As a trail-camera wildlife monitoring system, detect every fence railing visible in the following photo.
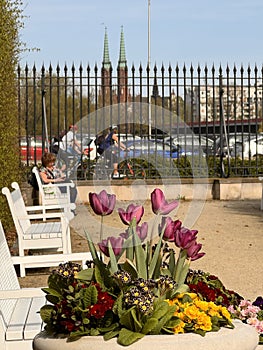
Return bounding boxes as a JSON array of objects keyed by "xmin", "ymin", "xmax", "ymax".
[{"xmin": 17, "ymin": 63, "xmax": 263, "ymax": 179}]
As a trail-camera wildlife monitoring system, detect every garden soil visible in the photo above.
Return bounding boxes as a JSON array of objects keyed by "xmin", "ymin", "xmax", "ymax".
[{"xmin": 18, "ymin": 199, "xmax": 263, "ymax": 301}]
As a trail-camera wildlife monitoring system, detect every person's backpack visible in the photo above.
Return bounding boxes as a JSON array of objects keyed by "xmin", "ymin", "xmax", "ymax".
[
  {"xmin": 28, "ymin": 170, "xmax": 39, "ymax": 190},
  {"xmin": 95, "ymin": 133, "xmax": 107, "ymax": 154},
  {"xmin": 95, "ymin": 134, "xmax": 105, "ymax": 146}
]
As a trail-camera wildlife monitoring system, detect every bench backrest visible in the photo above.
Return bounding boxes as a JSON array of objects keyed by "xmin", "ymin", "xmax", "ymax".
[
  {"xmin": 0, "ymin": 221, "xmax": 20, "ymax": 325},
  {"xmin": 2, "ymin": 182, "xmax": 31, "ymax": 235}
]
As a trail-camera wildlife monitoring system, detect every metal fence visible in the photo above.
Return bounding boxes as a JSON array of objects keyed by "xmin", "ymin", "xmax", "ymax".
[{"xmin": 17, "ymin": 63, "xmax": 263, "ymax": 179}]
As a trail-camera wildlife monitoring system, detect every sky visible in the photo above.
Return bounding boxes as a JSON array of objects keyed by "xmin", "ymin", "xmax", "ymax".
[{"xmin": 20, "ymin": 0, "xmax": 263, "ymax": 70}]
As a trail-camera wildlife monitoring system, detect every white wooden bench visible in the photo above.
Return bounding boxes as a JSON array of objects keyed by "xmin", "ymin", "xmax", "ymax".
[
  {"xmin": 32, "ymin": 166, "xmax": 76, "ymax": 220},
  {"xmin": 259, "ymin": 176, "xmax": 263, "ymax": 210},
  {"xmin": 2, "ymin": 182, "xmax": 73, "ymax": 277},
  {"xmin": 0, "ymin": 220, "xmax": 45, "ymax": 350},
  {"xmin": 0, "ymin": 220, "xmax": 94, "ymax": 349}
]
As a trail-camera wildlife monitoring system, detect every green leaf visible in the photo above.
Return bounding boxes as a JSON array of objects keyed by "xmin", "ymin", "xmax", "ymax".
[
  {"xmin": 84, "ymin": 230, "xmax": 101, "ymax": 262},
  {"xmin": 119, "ymin": 259, "xmax": 138, "ymax": 279},
  {"xmin": 152, "ymin": 300, "xmax": 169, "ymax": 319},
  {"xmin": 42, "ymin": 287, "xmax": 62, "ymax": 299},
  {"xmin": 141, "ymin": 317, "xmax": 158, "ymax": 334},
  {"xmin": 170, "ymin": 284, "xmax": 189, "ymax": 298},
  {"xmin": 113, "ymin": 292, "xmax": 124, "ymax": 317},
  {"xmin": 117, "ymin": 328, "xmax": 144, "ymax": 346},
  {"xmin": 108, "ymin": 241, "xmax": 119, "ymax": 274},
  {"xmin": 174, "ymin": 249, "xmax": 187, "ymax": 283},
  {"xmin": 177, "ymin": 261, "xmax": 190, "ymax": 286},
  {"xmin": 76, "ymin": 268, "xmax": 94, "ymax": 282},
  {"xmin": 148, "ymin": 229, "xmax": 164, "ymax": 279},
  {"xmin": 80, "ymin": 284, "xmax": 98, "ymax": 308},
  {"xmin": 151, "ymin": 304, "xmax": 177, "ymax": 334},
  {"xmin": 45, "ymin": 294, "xmax": 60, "ymax": 304},
  {"xmin": 40, "ymin": 305, "xmax": 54, "ymax": 323},
  {"xmin": 168, "ymin": 250, "xmax": 176, "ymax": 275},
  {"xmin": 103, "ymin": 330, "xmax": 120, "ymax": 341},
  {"xmin": 152, "ymin": 254, "xmax": 162, "ymax": 279},
  {"xmin": 131, "ymin": 307, "xmax": 142, "ymax": 333},
  {"xmin": 120, "ymin": 307, "xmax": 135, "ymax": 330},
  {"xmin": 133, "ymin": 233, "xmax": 147, "ymax": 279}
]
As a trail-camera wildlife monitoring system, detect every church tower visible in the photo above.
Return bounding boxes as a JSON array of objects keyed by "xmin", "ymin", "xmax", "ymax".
[
  {"xmin": 117, "ymin": 26, "xmax": 128, "ymax": 103},
  {"xmin": 101, "ymin": 27, "xmax": 112, "ymax": 106}
]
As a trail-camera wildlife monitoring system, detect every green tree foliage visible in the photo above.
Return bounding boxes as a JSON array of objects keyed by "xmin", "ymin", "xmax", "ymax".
[
  {"xmin": 0, "ymin": 0, "xmax": 23, "ymax": 230},
  {"xmin": 18, "ymin": 66, "xmax": 96, "ymax": 139}
]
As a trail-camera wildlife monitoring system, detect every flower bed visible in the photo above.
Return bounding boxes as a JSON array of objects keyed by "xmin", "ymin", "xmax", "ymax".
[{"xmin": 38, "ymin": 188, "xmax": 262, "ymax": 347}]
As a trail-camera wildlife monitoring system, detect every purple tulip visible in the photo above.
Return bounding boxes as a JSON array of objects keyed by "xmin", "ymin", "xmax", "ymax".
[
  {"xmin": 118, "ymin": 204, "xmax": 144, "ymax": 225},
  {"xmin": 159, "ymin": 216, "xmax": 182, "ymax": 242},
  {"xmin": 253, "ymin": 296, "xmax": 263, "ymax": 310},
  {"xmin": 174, "ymin": 227, "xmax": 198, "ymax": 249},
  {"xmin": 119, "ymin": 229, "xmax": 129, "ymax": 240},
  {"xmin": 89, "ymin": 190, "xmax": 116, "ymax": 216},
  {"xmin": 136, "ymin": 222, "xmax": 148, "ymax": 242},
  {"xmin": 98, "ymin": 236, "xmax": 124, "ymax": 257},
  {"xmin": 151, "ymin": 188, "xmax": 179, "ymax": 215},
  {"xmin": 186, "ymin": 242, "xmax": 205, "ymax": 261}
]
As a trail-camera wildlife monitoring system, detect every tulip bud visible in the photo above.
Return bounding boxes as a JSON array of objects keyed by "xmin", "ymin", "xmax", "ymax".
[
  {"xmin": 159, "ymin": 217, "xmax": 182, "ymax": 242},
  {"xmin": 186, "ymin": 242, "xmax": 205, "ymax": 261},
  {"xmin": 151, "ymin": 188, "xmax": 178, "ymax": 215}
]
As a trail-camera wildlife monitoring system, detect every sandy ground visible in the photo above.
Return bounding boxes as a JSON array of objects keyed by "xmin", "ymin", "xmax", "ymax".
[{"xmin": 19, "ymin": 198, "xmax": 263, "ymax": 302}]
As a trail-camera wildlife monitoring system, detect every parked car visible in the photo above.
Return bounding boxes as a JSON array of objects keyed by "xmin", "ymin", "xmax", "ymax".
[
  {"xmin": 240, "ymin": 134, "xmax": 263, "ymax": 158},
  {"xmin": 20, "ymin": 136, "xmax": 47, "ymax": 163},
  {"xmin": 163, "ymin": 134, "xmax": 213, "ymax": 157},
  {"xmin": 214, "ymin": 133, "xmax": 256, "ymax": 158},
  {"xmin": 117, "ymin": 139, "xmax": 183, "ymax": 159}
]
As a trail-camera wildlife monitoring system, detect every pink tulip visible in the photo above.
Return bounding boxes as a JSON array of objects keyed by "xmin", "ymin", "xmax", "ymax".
[
  {"xmin": 151, "ymin": 188, "xmax": 179, "ymax": 215},
  {"xmin": 174, "ymin": 227, "xmax": 198, "ymax": 249},
  {"xmin": 186, "ymin": 242, "xmax": 205, "ymax": 261},
  {"xmin": 98, "ymin": 236, "xmax": 124, "ymax": 257},
  {"xmin": 159, "ymin": 216, "xmax": 182, "ymax": 242},
  {"xmin": 89, "ymin": 190, "xmax": 116, "ymax": 216},
  {"xmin": 118, "ymin": 204, "xmax": 144, "ymax": 225}
]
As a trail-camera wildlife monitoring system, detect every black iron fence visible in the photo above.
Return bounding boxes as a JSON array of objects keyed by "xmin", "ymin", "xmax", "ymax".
[{"xmin": 17, "ymin": 63, "xmax": 263, "ymax": 179}]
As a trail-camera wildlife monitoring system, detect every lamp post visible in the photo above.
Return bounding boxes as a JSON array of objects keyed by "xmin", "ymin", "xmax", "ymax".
[{"xmin": 148, "ymin": 0, "xmax": 151, "ymax": 138}]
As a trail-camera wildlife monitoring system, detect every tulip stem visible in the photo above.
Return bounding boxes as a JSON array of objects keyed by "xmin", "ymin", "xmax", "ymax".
[
  {"xmin": 148, "ymin": 213, "xmax": 160, "ymax": 264},
  {"xmin": 99, "ymin": 215, "xmax": 104, "ymax": 260}
]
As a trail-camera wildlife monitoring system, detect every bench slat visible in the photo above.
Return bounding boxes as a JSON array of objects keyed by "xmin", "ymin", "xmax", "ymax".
[
  {"xmin": 24, "ymin": 297, "xmax": 45, "ymax": 339},
  {"xmin": 6, "ymin": 298, "xmax": 31, "ymax": 340}
]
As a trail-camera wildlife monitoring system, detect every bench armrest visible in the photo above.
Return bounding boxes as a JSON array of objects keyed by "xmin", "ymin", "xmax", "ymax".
[{"xmin": 0, "ymin": 288, "xmax": 45, "ymax": 299}]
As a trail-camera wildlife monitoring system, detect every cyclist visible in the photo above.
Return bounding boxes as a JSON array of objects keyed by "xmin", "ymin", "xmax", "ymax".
[{"xmin": 99, "ymin": 125, "xmax": 128, "ymax": 178}]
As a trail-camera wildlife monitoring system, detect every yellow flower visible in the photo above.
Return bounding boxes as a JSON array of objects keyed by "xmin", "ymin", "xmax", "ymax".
[
  {"xmin": 194, "ymin": 313, "xmax": 212, "ymax": 331},
  {"xmin": 173, "ymin": 320, "xmax": 185, "ymax": 333}
]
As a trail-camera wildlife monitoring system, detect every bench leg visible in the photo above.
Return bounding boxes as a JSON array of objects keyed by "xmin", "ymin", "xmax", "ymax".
[{"xmin": 20, "ymin": 263, "xmax": 26, "ymax": 278}]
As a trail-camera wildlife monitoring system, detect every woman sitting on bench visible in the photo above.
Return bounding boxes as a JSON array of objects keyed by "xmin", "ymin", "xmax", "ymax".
[{"xmin": 39, "ymin": 152, "xmax": 78, "ymax": 208}]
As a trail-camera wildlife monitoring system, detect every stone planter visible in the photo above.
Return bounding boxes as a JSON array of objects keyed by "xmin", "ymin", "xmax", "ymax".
[{"xmin": 33, "ymin": 320, "xmax": 259, "ymax": 350}]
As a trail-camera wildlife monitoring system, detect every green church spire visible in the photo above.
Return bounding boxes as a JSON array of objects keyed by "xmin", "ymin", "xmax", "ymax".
[
  {"xmin": 102, "ymin": 27, "xmax": 111, "ymax": 69},
  {"xmin": 118, "ymin": 26, "xmax": 127, "ymax": 68}
]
